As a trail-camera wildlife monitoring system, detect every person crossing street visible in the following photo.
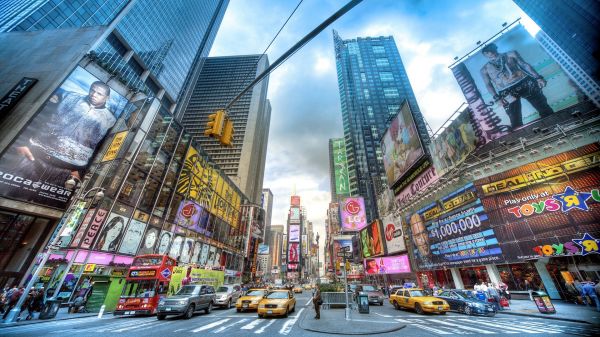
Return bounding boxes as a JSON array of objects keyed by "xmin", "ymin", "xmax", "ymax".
[{"xmin": 313, "ymin": 287, "xmax": 322, "ymax": 319}]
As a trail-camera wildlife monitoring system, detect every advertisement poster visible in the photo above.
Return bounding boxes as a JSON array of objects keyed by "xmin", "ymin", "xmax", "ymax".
[
  {"xmin": 382, "ymin": 213, "xmax": 406, "ymax": 254},
  {"xmin": 429, "ymin": 107, "xmax": 478, "ymax": 176},
  {"xmin": 407, "ymin": 183, "xmax": 503, "ymax": 269},
  {"xmin": 191, "ymin": 241, "xmax": 202, "ymax": 263},
  {"xmin": 291, "ymin": 195, "xmax": 301, "ymax": 206},
  {"xmin": 118, "ymin": 219, "xmax": 147, "ymax": 255},
  {"xmin": 289, "ymin": 207, "xmax": 301, "ymax": 223},
  {"xmin": 207, "ymin": 245, "xmax": 217, "ymax": 267},
  {"xmin": 340, "ymin": 197, "xmax": 367, "ymax": 231},
  {"xmin": 360, "ymin": 220, "xmax": 384, "ymax": 258},
  {"xmin": 302, "ymin": 234, "xmax": 308, "ymax": 255},
  {"xmin": 174, "ymin": 199, "xmax": 202, "ymax": 231},
  {"xmin": 473, "ymin": 143, "xmax": 600, "ymax": 262},
  {"xmin": 364, "ymin": 254, "xmax": 411, "ymax": 275},
  {"xmin": 199, "ymin": 243, "xmax": 209, "ymax": 265},
  {"xmin": 258, "ymin": 244, "xmax": 269, "ymax": 255},
  {"xmin": 157, "ymin": 230, "xmax": 173, "ymax": 255},
  {"xmin": 289, "ymin": 224, "xmax": 300, "ymax": 242},
  {"xmin": 0, "ymin": 66, "xmax": 129, "ymax": 209},
  {"xmin": 80, "ymin": 208, "xmax": 108, "ymax": 249},
  {"xmin": 451, "ymin": 24, "xmax": 583, "ymax": 144},
  {"xmin": 333, "ymin": 238, "xmax": 352, "ymax": 274},
  {"xmin": 168, "ymin": 235, "xmax": 184, "ymax": 259},
  {"xmin": 69, "ymin": 208, "xmax": 96, "ymax": 248},
  {"xmin": 137, "ymin": 226, "xmax": 160, "ymax": 255},
  {"xmin": 332, "ymin": 138, "xmax": 350, "ymax": 196},
  {"xmin": 288, "ymin": 242, "xmax": 300, "ymax": 263},
  {"xmin": 58, "ymin": 201, "xmax": 86, "ymax": 246},
  {"xmin": 101, "ymin": 130, "xmax": 128, "ymax": 162},
  {"xmin": 179, "ymin": 238, "xmax": 195, "ymax": 263},
  {"xmin": 395, "ymin": 166, "xmax": 439, "ymax": 206},
  {"xmin": 97, "ymin": 212, "xmax": 129, "ymax": 252},
  {"xmin": 380, "ymin": 102, "xmax": 426, "ymax": 188}
]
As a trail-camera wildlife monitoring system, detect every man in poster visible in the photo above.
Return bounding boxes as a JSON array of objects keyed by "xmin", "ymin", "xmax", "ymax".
[{"xmin": 480, "ymin": 43, "xmax": 554, "ymax": 129}]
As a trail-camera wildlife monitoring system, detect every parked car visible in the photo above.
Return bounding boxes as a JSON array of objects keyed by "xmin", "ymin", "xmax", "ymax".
[
  {"xmin": 156, "ymin": 284, "xmax": 215, "ymax": 320},
  {"xmin": 359, "ymin": 284, "xmax": 385, "ymax": 306},
  {"xmin": 236, "ymin": 288, "xmax": 268, "ymax": 312},
  {"xmin": 214, "ymin": 284, "xmax": 242, "ymax": 309},
  {"xmin": 389, "ymin": 288, "xmax": 449, "ymax": 314},
  {"xmin": 257, "ymin": 289, "xmax": 296, "ymax": 318},
  {"xmin": 436, "ymin": 289, "xmax": 496, "ymax": 316}
]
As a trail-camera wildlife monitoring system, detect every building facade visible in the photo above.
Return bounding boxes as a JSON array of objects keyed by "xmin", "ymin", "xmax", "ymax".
[
  {"xmin": 269, "ymin": 225, "xmax": 284, "ymax": 281},
  {"xmin": 261, "ymin": 188, "xmax": 274, "ymax": 244},
  {"xmin": 179, "ymin": 55, "xmax": 271, "ymax": 204}
]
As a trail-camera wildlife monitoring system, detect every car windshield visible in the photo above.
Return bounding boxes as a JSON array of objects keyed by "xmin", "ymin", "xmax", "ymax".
[
  {"xmin": 267, "ymin": 292, "xmax": 289, "ymax": 299},
  {"xmin": 216, "ymin": 286, "xmax": 230, "ymax": 293},
  {"xmin": 246, "ymin": 290, "xmax": 264, "ymax": 296},
  {"xmin": 362, "ymin": 285, "xmax": 377, "ymax": 292},
  {"xmin": 176, "ymin": 286, "xmax": 200, "ymax": 296},
  {"xmin": 409, "ymin": 290, "xmax": 425, "ymax": 297}
]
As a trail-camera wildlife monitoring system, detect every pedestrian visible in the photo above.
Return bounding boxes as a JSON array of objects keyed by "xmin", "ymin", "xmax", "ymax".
[
  {"xmin": 581, "ymin": 278, "xmax": 600, "ymax": 312},
  {"xmin": 487, "ymin": 283, "xmax": 501, "ymax": 311},
  {"xmin": 313, "ymin": 287, "xmax": 322, "ymax": 319},
  {"xmin": 2, "ymin": 286, "xmax": 22, "ymax": 320}
]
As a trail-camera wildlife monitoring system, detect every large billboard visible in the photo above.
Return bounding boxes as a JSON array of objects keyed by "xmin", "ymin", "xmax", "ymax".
[
  {"xmin": 380, "ymin": 102, "xmax": 426, "ymax": 188},
  {"xmin": 97, "ymin": 212, "xmax": 130, "ymax": 253},
  {"xmin": 473, "ymin": 143, "xmax": 600, "ymax": 262},
  {"xmin": 429, "ymin": 107, "xmax": 478, "ymax": 177},
  {"xmin": 289, "ymin": 207, "xmax": 301, "ymax": 223},
  {"xmin": 0, "ymin": 66, "xmax": 128, "ymax": 209},
  {"xmin": 258, "ymin": 244, "xmax": 269, "ymax": 255},
  {"xmin": 381, "ymin": 213, "xmax": 406, "ymax": 254},
  {"xmin": 360, "ymin": 219, "xmax": 385, "ymax": 258},
  {"xmin": 451, "ymin": 24, "xmax": 584, "ymax": 144},
  {"xmin": 288, "ymin": 242, "xmax": 300, "ymax": 263},
  {"xmin": 331, "ymin": 138, "xmax": 350, "ymax": 195},
  {"xmin": 364, "ymin": 254, "xmax": 411, "ymax": 275},
  {"xmin": 288, "ymin": 224, "xmax": 300, "ymax": 242},
  {"xmin": 340, "ymin": 197, "xmax": 367, "ymax": 232}
]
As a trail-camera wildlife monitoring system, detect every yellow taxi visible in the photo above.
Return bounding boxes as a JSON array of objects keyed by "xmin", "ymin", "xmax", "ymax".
[
  {"xmin": 236, "ymin": 288, "xmax": 268, "ymax": 312},
  {"xmin": 389, "ymin": 288, "xmax": 450, "ymax": 314},
  {"xmin": 257, "ymin": 290, "xmax": 296, "ymax": 318},
  {"xmin": 292, "ymin": 286, "xmax": 303, "ymax": 294}
]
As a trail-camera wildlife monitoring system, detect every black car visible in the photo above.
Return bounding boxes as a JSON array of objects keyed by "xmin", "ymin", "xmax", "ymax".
[{"xmin": 436, "ymin": 289, "xmax": 496, "ymax": 316}]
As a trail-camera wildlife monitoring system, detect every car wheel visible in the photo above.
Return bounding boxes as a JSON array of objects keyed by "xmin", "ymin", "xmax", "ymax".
[
  {"xmin": 226, "ymin": 300, "xmax": 231, "ymax": 309},
  {"xmin": 258, "ymin": 314, "xmax": 263, "ymax": 319},
  {"xmin": 415, "ymin": 303, "xmax": 424, "ymax": 315},
  {"xmin": 393, "ymin": 301, "xmax": 400, "ymax": 310},
  {"xmin": 184, "ymin": 304, "xmax": 195, "ymax": 319},
  {"xmin": 464, "ymin": 305, "xmax": 472, "ymax": 315},
  {"xmin": 292, "ymin": 304, "xmax": 295, "ymax": 312},
  {"xmin": 380, "ymin": 302, "xmax": 384, "ymax": 306},
  {"xmin": 440, "ymin": 311, "xmax": 447, "ymax": 315},
  {"xmin": 236, "ymin": 308, "xmax": 241, "ymax": 312},
  {"xmin": 283, "ymin": 307, "xmax": 289, "ymax": 318},
  {"xmin": 157, "ymin": 314, "xmax": 166, "ymax": 320},
  {"xmin": 205, "ymin": 302, "xmax": 212, "ymax": 314}
]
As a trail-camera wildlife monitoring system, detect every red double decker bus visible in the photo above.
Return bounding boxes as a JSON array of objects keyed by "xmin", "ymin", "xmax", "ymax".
[{"xmin": 114, "ymin": 254, "xmax": 176, "ymax": 316}]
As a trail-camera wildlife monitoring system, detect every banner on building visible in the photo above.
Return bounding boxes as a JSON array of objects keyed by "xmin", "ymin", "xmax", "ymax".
[
  {"xmin": 118, "ymin": 218, "xmax": 147, "ymax": 255},
  {"xmin": 381, "ymin": 213, "xmax": 406, "ymax": 254},
  {"xmin": 360, "ymin": 219, "xmax": 385, "ymax": 258},
  {"xmin": 258, "ymin": 244, "xmax": 269, "ymax": 255},
  {"xmin": 101, "ymin": 130, "xmax": 128, "ymax": 162},
  {"xmin": 291, "ymin": 195, "xmax": 301, "ymax": 206},
  {"xmin": 97, "ymin": 212, "xmax": 130, "ymax": 253},
  {"xmin": 302, "ymin": 234, "xmax": 308, "ymax": 255},
  {"xmin": 289, "ymin": 207, "xmax": 301, "ymax": 223},
  {"xmin": 288, "ymin": 242, "xmax": 300, "ymax": 263},
  {"xmin": 289, "ymin": 224, "xmax": 300, "ymax": 242},
  {"xmin": 340, "ymin": 197, "xmax": 367, "ymax": 231},
  {"xmin": 364, "ymin": 254, "xmax": 411, "ymax": 275},
  {"xmin": 394, "ymin": 165, "xmax": 439, "ymax": 205},
  {"xmin": 332, "ymin": 138, "xmax": 350, "ymax": 195}
]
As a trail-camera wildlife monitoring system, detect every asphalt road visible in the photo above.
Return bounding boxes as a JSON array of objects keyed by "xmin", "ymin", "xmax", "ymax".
[{"xmin": 1, "ymin": 292, "xmax": 598, "ymax": 337}]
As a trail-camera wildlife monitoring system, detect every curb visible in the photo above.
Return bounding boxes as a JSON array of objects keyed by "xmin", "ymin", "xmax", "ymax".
[
  {"xmin": 298, "ymin": 309, "xmax": 406, "ymax": 335},
  {"xmin": 498, "ymin": 311, "xmax": 594, "ymax": 325},
  {"xmin": 0, "ymin": 313, "xmax": 98, "ymax": 328}
]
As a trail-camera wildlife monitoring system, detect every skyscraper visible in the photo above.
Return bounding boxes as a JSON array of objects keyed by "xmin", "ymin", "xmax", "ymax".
[
  {"xmin": 333, "ymin": 30, "xmax": 428, "ymax": 222},
  {"xmin": 513, "ymin": 0, "xmax": 600, "ymax": 86},
  {"xmin": 179, "ymin": 55, "xmax": 271, "ymax": 203},
  {"xmin": 262, "ymin": 188, "xmax": 274, "ymax": 244}
]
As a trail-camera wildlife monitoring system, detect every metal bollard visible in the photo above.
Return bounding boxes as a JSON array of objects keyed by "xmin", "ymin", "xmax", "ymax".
[{"xmin": 97, "ymin": 304, "xmax": 105, "ymax": 319}]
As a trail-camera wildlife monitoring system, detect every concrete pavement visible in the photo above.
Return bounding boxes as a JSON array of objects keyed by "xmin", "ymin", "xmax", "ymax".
[
  {"xmin": 298, "ymin": 305, "xmax": 406, "ymax": 335},
  {"xmin": 499, "ymin": 299, "xmax": 600, "ymax": 325}
]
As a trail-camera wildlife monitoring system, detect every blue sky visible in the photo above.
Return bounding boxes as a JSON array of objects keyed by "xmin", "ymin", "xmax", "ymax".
[{"xmin": 209, "ymin": 0, "xmax": 535, "ymax": 250}]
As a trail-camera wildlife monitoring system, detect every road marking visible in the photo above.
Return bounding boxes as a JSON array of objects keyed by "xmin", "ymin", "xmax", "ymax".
[
  {"xmin": 213, "ymin": 318, "xmax": 248, "ymax": 333},
  {"xmin": 241, "ymin": 318, "xmax": 264, "ymax": 330},
  {"xmin": 459, "ymin": 318, "xmax": 559, "ymax": 334},
  {"xmin": 436, "ymin": 320, "xmax": 493, "ymax": 334},
  {"xmin": 279, "ymin": 308, "xmax": 304, "ymax": 335},
  {"xmin": 412, "ymin": 323, "xmax": 453, "ymax": 334},
  {"xmin": 254, "ymin": 319, "xmax": 276, "ymax": 334},
  {"xmin": 305, "ymin": 298, "xmax": 313, "ymax": 306},
  {"xmin": 191, "ymin": 318, "xmax": 230, "ymax": 332},
  {"xmin": 113, "ymin": 320, "xmax": 161, "ymax": 332},
  {"xmin": 374, "ymin": 312, "xmax": 392, "ymax": 318}
]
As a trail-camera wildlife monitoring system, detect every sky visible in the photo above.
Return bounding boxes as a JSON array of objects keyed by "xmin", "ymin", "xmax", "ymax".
[{"xmin": 209, "ymin": 0, "xmax": 533, "ymax": 269}]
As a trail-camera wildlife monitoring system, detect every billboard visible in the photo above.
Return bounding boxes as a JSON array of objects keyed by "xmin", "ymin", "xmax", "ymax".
[
  {"xmin": 289, "ymin": 207, "xmax": 301, "ymax": 223},
  {"xmin": 328, "ymin": 202, "xmax": 340, "ymax": 233},
  {"xmin": 258, "ymin": 244, "xmax": 269, "ymax": 255},
  {"xmin": 118, "ymin": 219, "xmax": 147, "ymax": 255},
  {"xmin": 288, "ymin": 242, "xmax": 300, "ymax": 263},
  {"xmin": 394, "ymin": 165, "xmax": 439, "ymax": 206},
  {"xmin": 302, "ymin": 234, "xmax": 308, "ymax": 255},
  {"xmin": 97, "ymin": 212, "xmax": 129, "ymax": 252},
  {"xmin": 407, "ymin": 183, "xmax": 503, "ymax": 269},
  {"xmin": 333, "ymin": 237, "xmax": 352, "ymax": 275},
  {"xmin": 380, "ymin": 102, "xmax": 426, "ymax": 188},
  {"xmin": 473, "ymin": 143, "xmax": 600, "ymax": 262},
  {"xmin": 364, "ymin": 254, "xmax": 411, "ymax": 275},
  {"xmin": 382, "ymin": 213, "xmax": 406, "ymax": 254},
  {"xmin": 451, "ymin": 24, "xmax": 584, "ymax": 144},
  {"xmin": 289, "ymin": 224, "xmax": 300, "ymax": 242},
  {"xmin": 137, "ymin": 226, "xmax": 160, "ymax": 255},
  {"xmin": 340, "ymin": 197, "xmax": 367, "ymax": 231},
  {"xmin": 332, "ymin": 138, "xmax": 350, "ymax": 195},
  {"xmin": 0, "ymin": 66, "xmax": 129, "ymax": 209},
  {"xmin": 291, "ymin": 195, "xmax": 301, "ymax": 206},
  {"xmin": 429, "ymin": 107, "xmax": 478, "ymax": 176},
  {"xmin": 360, "ymin": 220, "xmax": 384, "ymax": 258}
]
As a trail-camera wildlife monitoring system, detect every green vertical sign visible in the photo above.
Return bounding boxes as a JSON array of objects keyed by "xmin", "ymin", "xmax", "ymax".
[{"xmin": 332, "ymin": 139, "xmax": 350, "ymax": 195}]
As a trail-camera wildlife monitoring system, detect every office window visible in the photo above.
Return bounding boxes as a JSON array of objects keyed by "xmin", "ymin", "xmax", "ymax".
[
  {"xmin": 373, "ymin": 46, "xmax": 385, "ymax": 53},
  {"xmin": 376, "ymin": 58, "xmax": 389, "ymax": 67},
  {"xmin": 383, "ymin": 88, "xmax": 399, "ymax": 98},
  {"xmin": 379, "ymin": 72, "xmax": 394, "ymax": 81}
]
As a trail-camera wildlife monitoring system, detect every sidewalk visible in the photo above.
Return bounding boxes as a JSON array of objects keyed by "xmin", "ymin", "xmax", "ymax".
[
  {"xmin": 298, "ymin": 307, "xmax": 405, "ymax": 335},
  {"xmin": 1, "ymin": 307, "xmax": 98, "ymax": 328},
  {"xmin": 499, "ymin": 299, "xmax": 600, "ymax": 325}
]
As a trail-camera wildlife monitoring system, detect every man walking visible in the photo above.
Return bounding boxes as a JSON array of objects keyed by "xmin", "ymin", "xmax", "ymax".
[
  {"xmin": 313, "ymin": 287, "xmax": 322, "ymax": 319},
  {"xmin": 581, "ymin": 278, "xmax": 600, "ymax": 312}
]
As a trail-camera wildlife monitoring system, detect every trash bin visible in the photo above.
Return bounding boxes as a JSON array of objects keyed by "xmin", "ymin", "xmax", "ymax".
[
  {"xmin": 39, "ymin": 299, "xmax": 63, "ymax": 320},
  {"xmin": 358, "ymin": 294, "xmax": 369, "ymax": 314},
  {"xmin": 532, "ymin": 291, "xmax": 556, "ymax": 314}
]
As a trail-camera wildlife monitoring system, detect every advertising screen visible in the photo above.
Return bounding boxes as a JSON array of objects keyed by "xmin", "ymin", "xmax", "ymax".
[
  {"xmin": 258, "ymin": 244, "xmax": 269, "ymax": 255},
  {"xmin": 364, "ymin": 254, "xmax": 411, "ymax": 275},
  {"xmin": 332, "ymin": 138, "xmax": 350, "ymax": 195},
  {"xmin": 380, "ymin": 102, "xmax": 426, "ymax": 188},
  {"xmin": 288, "ymin": 242, "xmax": 300, "ymax": 263},
  {"xmin": 451, "ymin": 25, "xmax": 584, "ymax": 144},
  {"xmin": 382, "ymin": 213, "xmax": 406, "ymax": 254},
  {"xmin": 289, "ymin": 224, "xmax": 300, "ymax": 242},
  {"xmin": 340, "ymin": 197, "xmax": 367, "ymax": 231},
  {"xmin": 360, "ymin": 220, "xmax": 385, "ymax": 258},
  {"xmin": 429, "ymin": 107, "xmax": 478, "ymax": 176},
  {"xmin": 407, "ymin": 183, "xmax": 503, "ymax": 269},
  {"xmin": 0, "ymin": 66, "xmax": 129, "ymax": 209},
  {"xmin": 291, "ymin": 195, "xmax": 301, "ymax": 206},
  {"xmin": 289, "ymin": 207, "xmax": 301, "ymax": 223},
  {"xmin": 473, "ymin": 143, "xmax": 600, "ymax": 262}
]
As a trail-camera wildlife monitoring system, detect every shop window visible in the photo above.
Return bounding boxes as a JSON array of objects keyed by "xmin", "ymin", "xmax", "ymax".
[
  {"xmin": 459, "ymin": 266, "xmax": 489, "ymax": 289},
  {"xmin": 497, "ymin": 263, "xmax": 544, "ymax": 291}
]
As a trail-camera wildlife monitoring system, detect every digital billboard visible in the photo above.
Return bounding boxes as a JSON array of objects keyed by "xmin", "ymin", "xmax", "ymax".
[
  {"xmin": 331, "ymin": 138, "xmax": 350, "ymax": 195},
  {"xmin": 288, "ymin": 242, "xmax": 300, "ymax": 263},
  {"xmin": 291, "ymin": 195, "xmax": 301, "ymax": 206},
  {"xmin": 429, "ymin": 107, "xmax": 478, "ymax": 176},
  {"xmin": 0, "ymin": 66, "xmax": 129, "ymax": 209},
  {"xmin": 289, "ymin": 224, "xmax": 300, "ymax": 242},
  {"xmin": 451, "ymin": 24, "xmax": 584, "ymax": 144},
  {"xmin": 473, "ymin": 143, "xmax": 600, "ymax": 262},
  {"xmin": 364, "ymin": 254, "xmax": 411, "ymax": 275},
  {"xmin": 289, "ymin": 207, "xmax": 301, "ymax": 223},
  {"xmin": 333, "ymin": 237, "xmax": 352, "ymax": 275},
  {"xmin": 380, "ymin": 102, "xmax": 426, "ymax": 188},
  {"xmin": 302, "ymin": 234, "xmax": 308, "ymax": 255},
  {"xmin": 381, "ymin": 213, "xmax": 406, "ymax": 254},
  {"xmin": 340, "ymin": 197, "xmax": 367, "ymax": 231},
  {"xmin": 360, "ymin": 220, "xmax": 384, "ymax": 258},
  {"xmin": 258, "ymin": 244, "xmax": 269, "ymax": 255}
]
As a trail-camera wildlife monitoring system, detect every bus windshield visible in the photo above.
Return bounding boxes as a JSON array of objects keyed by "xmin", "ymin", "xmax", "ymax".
[{"xmin": 121, "ymin": 279, "xmax": 157, "ymax": 298}]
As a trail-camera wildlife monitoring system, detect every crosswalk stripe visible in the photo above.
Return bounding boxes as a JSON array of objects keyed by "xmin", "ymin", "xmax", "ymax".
[
  {"xmin": 254, "ymin": 319, "xmax": 276, "ymax": 334},
  {"xmin": 436, "ymin": 319, "xmax": 495, "ymax": 334},
  {"xmin": 191, "ymin": 318, "xmax": 230, "ymax": 332},
  {"xmin": 240, "ymin": 318, "xmax": 264, "ymax": 330},
  {"xmin": 113, "ymin": 320, "xmax": 162, "ymax": 332},
  {"xmin": 279, "ymin": 308, "xmax": 304, "ymax": 335},
  {"xmin": 459, "ymin": 319, "xmax": 558, "ymax": 334},
  {"xmin": 412, "ymin": 323, "xmax": 453, "ymax": 334},
  {"xmin": 213, "ymin": 318, "xmax": 248, "ymax": 333}
]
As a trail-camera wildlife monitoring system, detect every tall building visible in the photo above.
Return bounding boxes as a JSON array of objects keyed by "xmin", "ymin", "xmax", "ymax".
[
  {"xmin": 261, "ymin": 188, "xmax": 274, "ymax": 244},
  {"xmin": 513, "ymin": 0, "xmax": 599, "ymax": 86},
  {"xmin": 179, "ymin": 55, "xmax": 271, "ymax": 203},
  {"xmin": 269, "ymin": 224, "xmax": 284, "ymax": 279},
  {"xmin": 333, "ymin": 30, "xmax": 428, "ymax": 222}
]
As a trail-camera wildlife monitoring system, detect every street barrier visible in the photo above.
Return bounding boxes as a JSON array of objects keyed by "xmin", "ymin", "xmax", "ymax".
[{"xmin": 321, "ymin": 292, "xmax": 349, "ymax": 309}]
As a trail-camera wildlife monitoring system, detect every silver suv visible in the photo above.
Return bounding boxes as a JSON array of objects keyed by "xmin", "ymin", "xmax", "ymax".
[
  {"xmin": 156, "ymin": 284, "xmax": 215, "ymax": 320},
  {"xmin": 214, "ymin": 284, "xmax": 242, "ymax": 309}
]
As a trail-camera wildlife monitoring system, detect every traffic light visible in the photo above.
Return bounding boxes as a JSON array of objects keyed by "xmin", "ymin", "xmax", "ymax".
[
  {"xmin": 204, "ymin": 109, "xmax": 225, "ymax": 138},
  {"xmin": 351, "ymin": 235, "xmax": 361, "ymax": 264},
  {"xmin": 345, "ymin": 261, "xmax": 350, "ymax": 272},
  {"xmin": 219, "ymin": 118, "xmax": 235, "ymax": 146}
]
